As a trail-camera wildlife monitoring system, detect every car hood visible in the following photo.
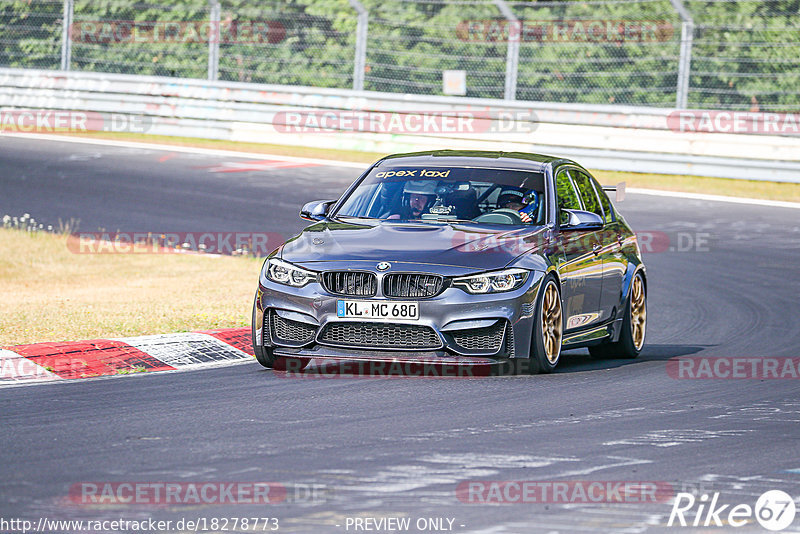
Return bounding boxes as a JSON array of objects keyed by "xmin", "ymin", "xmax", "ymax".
[{"xmin": 281, "ymin": 219, "xmax": 550, "ymax": 273}]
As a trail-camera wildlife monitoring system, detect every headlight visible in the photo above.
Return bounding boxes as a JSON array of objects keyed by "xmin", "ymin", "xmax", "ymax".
[
  {"xmin": 264, "ymin": 258, "xmax": 317, "ymax": 287},
  {"xmin": 453, "ymin": 268, "xmax": 528, "ymax": 294}
]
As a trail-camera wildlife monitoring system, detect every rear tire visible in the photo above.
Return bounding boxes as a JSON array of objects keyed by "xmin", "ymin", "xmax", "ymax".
[
  {"xmin": 589, "ymin": 271, "xmax": 646, "ymax": 360},
  {"xmin": 251, "ymin": 292, "xmax": 278, "ymax": 368},
  {"xmin": 527, "ymin": 275, "xmax": 563, "ymax": 374}
]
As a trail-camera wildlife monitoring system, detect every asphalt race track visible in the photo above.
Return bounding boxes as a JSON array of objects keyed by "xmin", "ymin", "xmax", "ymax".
[{"xmin": 2, "ymin": 135, "xmax": 800, "ymax": 533}]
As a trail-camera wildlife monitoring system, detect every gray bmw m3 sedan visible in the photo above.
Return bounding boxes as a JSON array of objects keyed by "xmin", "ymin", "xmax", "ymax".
[{"xmin": 252, "ymin": 150, "xmax": 647, "ymax": 374}]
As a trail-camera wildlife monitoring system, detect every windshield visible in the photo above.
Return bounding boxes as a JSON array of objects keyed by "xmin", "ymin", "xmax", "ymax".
[{"xmin": 334, "ymin": 166, "xmax": 546, "ymax": 225}]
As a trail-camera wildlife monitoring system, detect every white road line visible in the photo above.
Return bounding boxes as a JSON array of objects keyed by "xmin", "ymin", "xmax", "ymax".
[
  {"xmin": 4, "ymin": 133, "xmax": 798, "ymax": 209},
  {"xmin": 627, "ymin": 187, "xmax": 800, "ymax": 209},
  {"xmin": 0, "ymin": 133, "xmax": 367, "ymax": 169}
]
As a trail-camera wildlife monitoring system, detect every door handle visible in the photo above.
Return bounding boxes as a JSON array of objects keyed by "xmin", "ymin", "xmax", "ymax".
[{"xmin": 592, "ymin": 243, "xmax": 601, "ymax": 255}]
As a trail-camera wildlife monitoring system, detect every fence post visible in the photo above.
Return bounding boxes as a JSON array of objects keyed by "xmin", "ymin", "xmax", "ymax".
[
  {"xmin": 669, "ymin": 0, "xmax": 694, "ymax": 109},
  {"xmin": 60, "ymin": 0, "xmax": 73, "ymax": 70},
  {"xmin": 208, "ymin": 0, "xmax": 221, "ymax": 81},
  {"xmin": 349, "ymin": 0, "xmax": 368, "ymax": 91},
  {"xmin": 493, "ymin": 0, "xmax": 519, "ymax": 101}
]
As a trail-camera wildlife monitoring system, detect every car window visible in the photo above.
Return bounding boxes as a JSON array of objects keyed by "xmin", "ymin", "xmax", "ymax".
[
  {"xmin": 591, "ymin": 177, "xmax": 615, "ymax": 224},
  {"xmin": 569, "ymin": 170, "xmax": 604, "ymax": 220},
  {"xmin": 335, "ymin": 166, "xmax": 546, "ymax": 225},
  {"xmin": 555, "ymin": 168, "xmax": 581, "ymax": 225}
]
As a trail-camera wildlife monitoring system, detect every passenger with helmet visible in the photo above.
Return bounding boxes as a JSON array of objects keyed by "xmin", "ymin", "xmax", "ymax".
[
  {"xmin": 497, "ymin": 187, "xmax": 539, "ymax": 223},
  {"xmin": 388, "ymin": 180, "xmax": 438, "ymax": 220}
]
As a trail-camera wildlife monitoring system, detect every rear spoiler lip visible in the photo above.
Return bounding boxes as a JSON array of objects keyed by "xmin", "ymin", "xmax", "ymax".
[{"xmin": 602, "ymin": 181, "xmax": 626, "ymax": 202}]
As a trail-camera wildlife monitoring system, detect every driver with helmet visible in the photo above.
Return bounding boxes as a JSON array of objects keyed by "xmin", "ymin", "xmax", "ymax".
[
  {"xmin": 388, "ymin": 180, "xmax": 438, "ymax": 220},
  {"xmin": 497, "ymin": 187, "xmax": 539, "ymax": 223}
]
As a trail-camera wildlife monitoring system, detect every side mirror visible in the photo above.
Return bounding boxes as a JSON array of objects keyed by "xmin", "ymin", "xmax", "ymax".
[
  {"xmin": 300, "ymin": 200, "xmax": 336, "ymax": 221},
  {"xmin": 560, "ymin": 209, "xmax": 604, "ymax": 230}
]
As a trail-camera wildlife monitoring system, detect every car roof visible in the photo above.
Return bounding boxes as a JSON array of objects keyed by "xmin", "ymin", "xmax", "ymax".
[{"xmin": 375, "ymin": 150, "xmax": 571, "ymax": 172}]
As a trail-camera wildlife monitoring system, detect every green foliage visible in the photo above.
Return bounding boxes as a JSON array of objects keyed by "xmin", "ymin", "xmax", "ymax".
[
  {"xmin": 0, "ymin": 0, "xmax": 63, "ymax": 69},
  {"xmin": 686, "ymin": 0, "xmax": 800, "ymax": 110},
  {"xmin": 1, "ymin": 0, "xmax": 798, "ymax": 110}
]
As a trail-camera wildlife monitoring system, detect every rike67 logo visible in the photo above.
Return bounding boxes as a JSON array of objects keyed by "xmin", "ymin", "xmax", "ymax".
[{"xmin": 668, "ymin": 490, "xmax": 796, "ymax": 531}]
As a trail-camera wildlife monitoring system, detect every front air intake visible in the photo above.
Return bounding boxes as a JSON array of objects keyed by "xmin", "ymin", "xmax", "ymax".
[
  {"xmin": 383, "ymin": 273, "xmax": 444, "ymax": 298},
  {"xmin": 320, "ymin": 271, "xmax": 377, "ymax": 297},
  {"xmin": 318, "ymin": 322, "xmax": 442, "ymax": 350}
]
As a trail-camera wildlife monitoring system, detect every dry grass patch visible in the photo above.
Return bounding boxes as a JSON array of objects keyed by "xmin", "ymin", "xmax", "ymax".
[{"xmin": 0, "ymin": 228, "xmax": 262, "ymax": 346}]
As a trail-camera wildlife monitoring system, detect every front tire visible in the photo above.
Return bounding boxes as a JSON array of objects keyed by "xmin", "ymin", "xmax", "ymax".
[
  {"xmin": 589, "ymin": 271, "xmax": 646, "ymax": 359},
  {"xmin": 251, "ymin": 292, "xmax": 278, "ymax": 368},
  {"xmin": 528, "ymin": 276, "xmax": 563, "ymax": 374}
]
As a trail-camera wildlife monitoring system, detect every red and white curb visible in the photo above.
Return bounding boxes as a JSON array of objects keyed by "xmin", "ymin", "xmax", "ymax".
[{"xmin": 0, "ymin": 328, "xmax": 254, "ymax": 387}]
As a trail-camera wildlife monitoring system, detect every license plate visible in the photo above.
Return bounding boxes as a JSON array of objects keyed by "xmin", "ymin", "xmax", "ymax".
[{"xmin": 337, "ymin": 300, "xmax": 419, "ymax": 320}]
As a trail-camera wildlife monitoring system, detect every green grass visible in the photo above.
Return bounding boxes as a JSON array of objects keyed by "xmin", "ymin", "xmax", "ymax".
[{"xmin": 116, "ymin": 366, "xmax": 147, "ymax": 375}]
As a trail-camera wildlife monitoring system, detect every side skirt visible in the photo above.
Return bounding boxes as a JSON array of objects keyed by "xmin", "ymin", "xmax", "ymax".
[{"xmin": 562, "ymin": 322, "xmax": 613, "ymax": 348}]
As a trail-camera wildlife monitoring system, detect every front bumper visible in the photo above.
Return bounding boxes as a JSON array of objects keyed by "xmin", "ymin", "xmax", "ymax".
[{"xmin": 254, "ymin": 268, "xmax": 545, "ymax": 361}]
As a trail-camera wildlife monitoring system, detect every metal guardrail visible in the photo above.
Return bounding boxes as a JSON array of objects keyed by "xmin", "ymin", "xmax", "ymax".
[{"xmin": 1, "ymin": 68, "xmax": 799, "ymax": 183}]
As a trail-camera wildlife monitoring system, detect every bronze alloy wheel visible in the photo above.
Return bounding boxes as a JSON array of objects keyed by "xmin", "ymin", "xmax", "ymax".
[
  {"xmin": 541, "ymin": 280, "xmax": 563, "ymax": 364},
  {"xmin": 588, "ymin": 270, "xmax": 646, "ymax": 360},
  {"xmin": 630, "ymin": 274, "xmax": 646, "ymax": 351}
]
